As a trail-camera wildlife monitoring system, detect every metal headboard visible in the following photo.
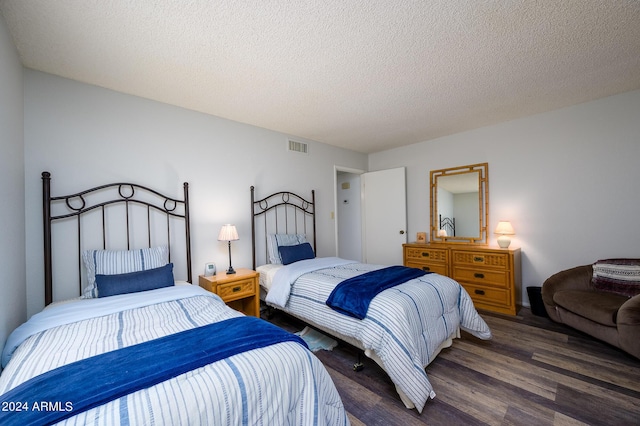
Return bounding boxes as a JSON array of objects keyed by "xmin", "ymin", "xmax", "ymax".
[
  {"xmin": 42, "ymin": 171, "xmax": 192, "ymax": 305},
  {"xmin": 439, "ymin": 214, "xmax": 456, "ymax": 237},
  {"xmin": 250, "ymin": 186, "xmax": 316, "ymax": 269}
]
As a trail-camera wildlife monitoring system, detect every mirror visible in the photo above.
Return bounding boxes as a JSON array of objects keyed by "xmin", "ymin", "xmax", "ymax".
[{"xmin": 430, "ymin": 163, "xmax": 488, "ymax": 244}]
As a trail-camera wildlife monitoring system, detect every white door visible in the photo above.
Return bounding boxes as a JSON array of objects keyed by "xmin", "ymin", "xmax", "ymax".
[{"xmin": 361, "ymin": 167, "xmax": 407, "ymax": 265}]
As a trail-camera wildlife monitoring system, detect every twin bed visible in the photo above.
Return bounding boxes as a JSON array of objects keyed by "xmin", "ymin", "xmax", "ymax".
[
  {"xmin": 0, "ymin": 174, "xmax": 492, "ymax": 425},
  {"xmin": 251, "ymin": 186, "xmax": 492, "ymax": 413},
  {"xmin": 0, "ymin": 174, "xmax": 348, "ymax": 425}
]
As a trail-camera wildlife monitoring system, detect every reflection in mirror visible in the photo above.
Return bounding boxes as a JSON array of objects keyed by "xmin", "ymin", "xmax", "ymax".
[
  {"xmin": 437, "ymin": 172, "xmax": 480, "ymax": 236},
  {"xmin": 430, "ymin": 163, "xmax": 488, "ymax": 244}
]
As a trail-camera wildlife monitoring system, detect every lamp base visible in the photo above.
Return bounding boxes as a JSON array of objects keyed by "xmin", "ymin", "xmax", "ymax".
[
  {"xmin": 497, "ymin": 235, "xmax": 511, "ymax": 248},
  {"xmin": 226, "ymin": 240, "xmax": 236, "ymax": 274}
]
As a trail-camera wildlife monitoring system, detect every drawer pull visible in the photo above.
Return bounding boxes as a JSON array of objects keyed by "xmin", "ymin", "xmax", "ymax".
[
  {"xmin": 421, "ymin": 252, "xmax": 430, "ymax": 257},
  {"xmin": 474, "ymin": 273, "xmax": 485, "ymax": 279},
  {"xmin": 422, "ymin": 266, "xmax": 431, "ymax": 272},
  {"xmin": 473, "ymin": 256, "xmax": 484, "ymax": 262},
  {"xmin": 232, "ymin": 286, "xmax": 242, "ymax": 293},
  {"xmin": 474, "ymin": 289, "xmax": 485, "ymax": 295}
]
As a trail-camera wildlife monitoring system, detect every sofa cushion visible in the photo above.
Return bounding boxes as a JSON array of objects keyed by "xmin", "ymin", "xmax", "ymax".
[
  {"xmin": 592, "ymin": 259, "xmax": 640, "ymax": 298},
  {"xmin": 553, "ymin": 290, "xmax": 629, "ymax": 327}
]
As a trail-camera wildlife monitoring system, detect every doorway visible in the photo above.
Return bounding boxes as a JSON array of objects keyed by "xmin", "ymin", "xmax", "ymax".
[
  {"xmin": 335, "ymin": 167, "xmax": 363, "ymax": 262},
  {"xmin": 334, "ymin": 166, "xmax": 407, "ymax": 265}
]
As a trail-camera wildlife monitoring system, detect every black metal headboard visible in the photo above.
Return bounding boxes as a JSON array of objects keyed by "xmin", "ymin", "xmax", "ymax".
[
  {"xmin": 250, "ymin": 186, "xmax": 316, "ymax": 269},
  {"xmin": 439, "ymin": 214, "xmax": 456, "ymax": 237},
  {"xmin": 42, "ymin": 171, "xmax": 192, "ymax": 305}
]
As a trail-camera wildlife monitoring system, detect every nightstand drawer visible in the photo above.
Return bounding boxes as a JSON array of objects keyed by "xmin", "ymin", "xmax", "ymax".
[
  {"xmin": 405, "ymin": 247, "xmax": 448, "ymax": 263},
  {"xmin": 462, "ymin": 283, "xmax": 510, "ymax": 307},
  {"xmin": 452, "ymin": 267, "xmax": 509, "ymax": 288},
  {"xmin": 218, "ymin": 278, "xmax": 255, "ymax": 301},
  {"xmin": 452, "ymin": 251, "xmax": 510, "ymax": 270},
  {"xmin": 406, "ymin": 261, "xmax": 447, "ymax": 275},
  {"xmin": 199, "ymin": 269, "xmax": 260, "ymax": 317}
]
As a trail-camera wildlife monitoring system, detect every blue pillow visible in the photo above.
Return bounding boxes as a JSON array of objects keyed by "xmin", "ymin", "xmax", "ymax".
[
  {"xmin": 278, "ymin": 243, "xmax": 315, "ymax": 265},
  {"xmin": 96, "ymin": 263, "xmax": 174, "ymax": 298},
  {"xmin": 267, "ymin": 234, "xmax": 308, "ymax": 264}
]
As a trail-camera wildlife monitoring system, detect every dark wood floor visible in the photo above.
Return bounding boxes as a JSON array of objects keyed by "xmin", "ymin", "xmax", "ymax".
[{"xmin": 265, "ymin": 308, "xmax": 640, "ymax": 426}]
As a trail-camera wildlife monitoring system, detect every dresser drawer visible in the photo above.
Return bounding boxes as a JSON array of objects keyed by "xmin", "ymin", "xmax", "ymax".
[
  {"xmin": 218, "ymin": 278, "xmax": 256, "ymax": 301},
  {"xmin": 405, "ymin": 247, "xmax": 447, "ymax": 263},
  {"xmin": 462, "ymin": 283, "xmax": 511, "ymax": 308},
  {"xmin": 403, "ymin": 243, "xmax": 521, "ymax": 316},
  {"xmin": 452, "ymin": 267, "xmax": 509, "ymax": 288},
  {"xmin": 452, "ymin": 250, "xmax": 510, "ymax": 270},
  {"xmin": 406, "ymin": 261, "xmax": 448, "ymax": 275}
]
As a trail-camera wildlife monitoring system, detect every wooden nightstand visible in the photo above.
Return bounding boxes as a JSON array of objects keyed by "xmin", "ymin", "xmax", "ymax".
[{"xmin": 199, "ymin": 268, "xmax": 260, "ymax": 317}]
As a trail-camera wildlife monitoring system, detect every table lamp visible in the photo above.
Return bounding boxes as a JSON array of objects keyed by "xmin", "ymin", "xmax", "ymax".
[
  {"xmin": 494, "ymin": 221, "xmax": 515, "ymax": 248},
  {"xmin": 218, "ymin": 224, "xmax": 239, "ymax": 274}
]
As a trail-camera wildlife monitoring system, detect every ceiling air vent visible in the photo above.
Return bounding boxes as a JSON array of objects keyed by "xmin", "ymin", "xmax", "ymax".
[{"xmin": 288, "ymin": 139, "xmax": 308, "ymax": 154}]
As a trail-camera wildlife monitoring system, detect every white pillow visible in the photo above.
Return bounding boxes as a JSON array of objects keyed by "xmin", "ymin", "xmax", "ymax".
[
  {"xmin": 81, "ymin": 246, "xmax": 169, "ymax": 298},
  {"xmin": 267, "ymin": 234, "xmax": 307, "ymax": 264}
]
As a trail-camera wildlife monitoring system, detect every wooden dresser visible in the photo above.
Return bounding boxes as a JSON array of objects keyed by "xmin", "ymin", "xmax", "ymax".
[{"xmin": 403, "ymin": 243, "xmax": 521, "ymax": 315}]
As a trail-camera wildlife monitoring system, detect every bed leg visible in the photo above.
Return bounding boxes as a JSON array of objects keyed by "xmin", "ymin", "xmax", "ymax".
[
  {"xmin": 260, "ymin": 304, "xmax": 274, "ymax": 320},
  {"xmin": 353, "ymin": 353, "xmax": 364, "ymax": 372}
]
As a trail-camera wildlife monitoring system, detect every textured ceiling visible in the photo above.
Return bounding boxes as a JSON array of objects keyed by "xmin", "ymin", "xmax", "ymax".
[{"xmin": 2, "ymin": 1, "xmax": 640, "ymax": 154}]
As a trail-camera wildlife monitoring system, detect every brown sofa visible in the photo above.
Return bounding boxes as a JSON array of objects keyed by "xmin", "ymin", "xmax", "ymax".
[{"xmin": 542, "ymin": 264, "xmax": 640, "ymax": 360}]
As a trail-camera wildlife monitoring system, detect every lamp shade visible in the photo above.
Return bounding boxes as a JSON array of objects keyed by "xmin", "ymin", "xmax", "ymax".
[
  {"xmin": 494, "ymin": 221, "xmax": 514, "ymax": 249},
  {"xmin": 218, "ymin": 224, "xmax": 239, "ymax": 241},
  {"xmin": 494, "ymin": 221, "xmax": 515, "ymax": 235}
]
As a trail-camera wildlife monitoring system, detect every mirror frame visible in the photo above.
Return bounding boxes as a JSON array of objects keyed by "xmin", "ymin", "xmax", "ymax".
[{"xmin": 430, "ymin": 163, "xmax": 489, "ymax": 244}]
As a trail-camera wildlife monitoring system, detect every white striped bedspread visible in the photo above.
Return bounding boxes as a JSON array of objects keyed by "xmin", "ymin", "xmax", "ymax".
[
  {"xmin": 0, "ymin": 285, "xmax": 349, "ymax": 426},
  {"xmin": 265, "ymin": 258, "xmax": 492, "ymax": 413}
]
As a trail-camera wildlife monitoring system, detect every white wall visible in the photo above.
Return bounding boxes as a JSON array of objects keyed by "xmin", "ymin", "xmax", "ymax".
[
  {"xmin": 23, "ymin": 70, "xmax": 368, "ymax": 316},
  {"xmin": 14, "ymin": 67, "xmax": 640, "ymax": 317},
  {"xmin": 369, "ymin": 89, "xmax": 640, "ymax": 306},
  {"xmin": 0, "ymin": 13, "xmax": 26, "ymax": 353}
]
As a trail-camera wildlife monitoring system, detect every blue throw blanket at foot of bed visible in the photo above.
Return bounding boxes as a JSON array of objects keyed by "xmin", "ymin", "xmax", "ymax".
[
  {"xmin": 326, "ymin": 265, "xmax": 429, "ymax": 319},
  {"xmin": 0, "ymin": 316, "xmax": 307, "ymax": 426}
]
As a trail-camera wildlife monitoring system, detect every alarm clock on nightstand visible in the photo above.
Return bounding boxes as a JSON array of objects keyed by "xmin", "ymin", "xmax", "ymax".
[{"xmin": 204, "ymin": 262, "xmax": 216, "ymax": 277}]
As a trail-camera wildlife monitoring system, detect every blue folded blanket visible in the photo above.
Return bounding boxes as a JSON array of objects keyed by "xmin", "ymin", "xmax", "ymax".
[
  {"xmin": 326, "ymin": 265, "xmax": 428, "ymax": 319},
  {"xmin": 0, "ymin": 316, "xmax": 307, "ymax": 426}
]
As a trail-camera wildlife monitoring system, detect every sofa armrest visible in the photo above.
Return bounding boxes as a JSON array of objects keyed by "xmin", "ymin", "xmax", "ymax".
[
  {"xmin": 541, "ymin": 265, "xmax": 593, "ymax": 322},
  {"xmin": 618, "ymin": 294, "xmax": 640, "ymax": 359}
]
